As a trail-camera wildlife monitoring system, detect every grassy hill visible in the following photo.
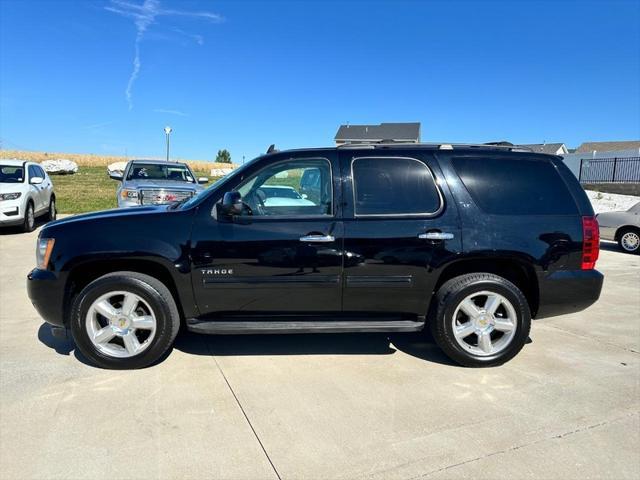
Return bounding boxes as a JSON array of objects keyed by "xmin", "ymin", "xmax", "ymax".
[{"xmin": 0, "ymin": 150, "xmax": 230, "ymax": 213}]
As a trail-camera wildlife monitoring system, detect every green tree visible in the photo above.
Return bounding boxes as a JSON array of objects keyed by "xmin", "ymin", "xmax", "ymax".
[{"xmin": 215, "ymin": 149, "xmax": 232, "ymax": 164}]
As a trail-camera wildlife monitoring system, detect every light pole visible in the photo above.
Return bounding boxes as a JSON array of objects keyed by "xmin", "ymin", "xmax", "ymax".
[{"xmin": 164, "ymin": 126, "xmax": 172, "ymax": 161}]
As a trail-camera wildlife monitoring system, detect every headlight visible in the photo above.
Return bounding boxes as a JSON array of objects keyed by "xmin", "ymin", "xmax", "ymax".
[
  {"xmin": 36, "ymin": 238, "xmax": 55, "ymax": 269},
  {"xmin": 120, "ymin": 189, "xmax": 139, "ymax": 199},
  {"xmin": 0, "ymin": 192, "xmax": 22, "ymax": 201}
]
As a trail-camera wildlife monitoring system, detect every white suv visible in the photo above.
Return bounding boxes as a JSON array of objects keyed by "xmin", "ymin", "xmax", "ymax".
[{"xmin": 0, "ymin": 160, "xmax": 56, "ymax": 232}]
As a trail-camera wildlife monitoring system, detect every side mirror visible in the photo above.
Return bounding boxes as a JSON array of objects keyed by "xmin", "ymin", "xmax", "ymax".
[
  {"xmin": 220, "ymin": 191, "xmax": 243, "ymax": 216},
  {"xmin": 109, "ymin": 172, "xmax": 123, "ymax": 181},
  {"xmin": 30, "ymin": 176, "xmax": 44, "ymax": 185},
  {"xmin": 198, "ymin": 177, "xmax": 209, "ymax": 184}
]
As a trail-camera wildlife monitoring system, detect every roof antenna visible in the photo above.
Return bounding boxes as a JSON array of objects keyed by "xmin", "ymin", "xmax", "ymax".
[{"xmin": 266, "ymin": 144, "xmax": 278, "ymax": 154}]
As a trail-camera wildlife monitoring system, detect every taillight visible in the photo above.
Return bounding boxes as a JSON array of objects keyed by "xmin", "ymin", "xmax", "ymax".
[{"xmin": 581, "ymin": 216, "xmax": 600, "ymax": 270}]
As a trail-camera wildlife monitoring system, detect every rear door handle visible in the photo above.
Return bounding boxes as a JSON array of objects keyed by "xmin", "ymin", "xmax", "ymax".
[
  {"xmin": 418, "ymin": 232, "xmax": 454, "ymax": 241},
  {"xmin": 300, "ymin": 234, "xmax": 335, "ymax": 243}
]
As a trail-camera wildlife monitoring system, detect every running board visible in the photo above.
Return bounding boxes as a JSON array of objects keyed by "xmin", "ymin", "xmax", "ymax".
[{"xmin": 186, "ymin": 319, "xmax": 425, "ymax": 335}]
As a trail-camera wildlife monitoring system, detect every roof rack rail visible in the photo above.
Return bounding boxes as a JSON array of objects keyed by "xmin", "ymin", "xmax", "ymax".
[{"xmin": 336, "ymin": 141, "xmax": 534, "ymax": 152}]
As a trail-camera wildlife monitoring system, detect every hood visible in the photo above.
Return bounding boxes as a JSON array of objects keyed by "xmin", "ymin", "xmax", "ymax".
[
  {"xmin": 124, "ymin": 179, "xmax": 203, "ymax": 191},
  {"xmin": 44, "ymin": 205, "xmax": 168, "ymax": 229},
  {"xmin": 0, "ymin": 182, "xmax": 26, "ymax": 193}
]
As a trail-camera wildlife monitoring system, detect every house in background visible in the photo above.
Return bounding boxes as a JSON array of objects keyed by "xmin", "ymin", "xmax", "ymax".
[
  {"xmin": 518, "ymin": 143, "xmax": 568, "ymax": 155},
  {"xmin": 575, "ymin": 141, "xmax": 640, "ymax": 154},
  {"xmin": 334, "ymin": 122, "xmax": 421, "ymax": 145},
  {"xmin": 561, "ymin": 140, "xmax": 640, "ymax": 189}
]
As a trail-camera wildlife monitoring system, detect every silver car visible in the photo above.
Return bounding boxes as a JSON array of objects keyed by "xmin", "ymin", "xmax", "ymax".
[
  {"xmin": 110, "ymin": 159, "xmax": 208, "ymax": 208},
  {"xmin": 597, "ymin": 202, "xmax": 640, "ymax": 253}
]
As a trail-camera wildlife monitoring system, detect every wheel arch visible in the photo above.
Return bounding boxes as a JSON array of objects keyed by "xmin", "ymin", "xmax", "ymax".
[
  {"xmin": 614, "ymin": 225, "xmax": 640, "ymax": 241},
  {"xmin": 64, "ymin": 258, "xmax": 187, "ymax": 326},
  {"xmin": 433, "ymin": 256, "xmax": 539, "ymax": 317}
]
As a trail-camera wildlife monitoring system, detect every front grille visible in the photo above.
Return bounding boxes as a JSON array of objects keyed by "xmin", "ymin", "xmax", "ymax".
[{"xmin": 140, "ymin": 189, "xmax": 193, "ymax": 205}]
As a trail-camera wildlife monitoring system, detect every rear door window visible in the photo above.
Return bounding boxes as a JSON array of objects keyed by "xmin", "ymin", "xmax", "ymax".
[
  {"xmin": 452, "ymin": 156, "xmax": 578, "ymax": 215},
  {"xmin": 351, "ymin": 157, "xmax": 441, "ymax": 216}
]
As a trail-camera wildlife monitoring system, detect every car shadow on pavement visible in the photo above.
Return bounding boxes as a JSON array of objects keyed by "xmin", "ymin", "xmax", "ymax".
[
  {"xmin": 37, "ymin": 323, "xmax": 95, "ymax": 367},
  {"xmin": 0, "ymin": 217, "xmax": 49, "ymax": 235},
  {"xmin": 174, "ymin": 331, "xmax": 458, "ymax": 366},
  {"xmin": 37, "ymin": 323, "xmax": 458, "ymax": 367},
  {"xmin": 599, "ymin": 241, "xmax": 626, "ymax": 254}
]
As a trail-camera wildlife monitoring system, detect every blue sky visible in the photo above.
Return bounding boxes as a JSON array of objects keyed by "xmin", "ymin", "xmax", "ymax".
[{"xmin": 1, "ymin": 0, "xmax": 639, "ymax": 163}]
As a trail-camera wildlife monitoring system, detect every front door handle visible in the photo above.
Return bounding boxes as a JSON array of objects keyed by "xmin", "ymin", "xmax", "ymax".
[
  {"xmin": 300, "ymin": 234, "xmax": 335, "ymax": 243},
  {"xmin": 418, "ymin": 232, "xmax": 454, "ymax": 241}
]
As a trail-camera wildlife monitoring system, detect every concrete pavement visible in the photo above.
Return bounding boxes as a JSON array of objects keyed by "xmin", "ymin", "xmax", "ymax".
[{"xmin": 0, "ymin": 222, "xmax": 638, "ymax": 480}]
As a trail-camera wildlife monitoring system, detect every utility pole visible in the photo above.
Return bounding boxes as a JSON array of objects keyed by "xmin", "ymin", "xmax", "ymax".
[{"xmin": 164, "ymin": 126, "xmax": 172, "ymax": 161}]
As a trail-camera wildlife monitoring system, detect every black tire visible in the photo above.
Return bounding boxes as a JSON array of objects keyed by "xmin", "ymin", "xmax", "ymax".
[
  {"xmin": 617, "ymin": 227, "xmax": 640, "ymax": 254},
  {"xmin": 47, "ymin": 196, "xmax": 57, "ymax": 221},
  {"xmin": 22, "ymin": 201, "xmax": 35, "ymax": 232},
  {"xmin": 429, "ymin": 273, "xmax": 531, "ymax": 367},
  {"xmin": 70, "ymin": 271, "xmax": 180, "ymax": 369}
]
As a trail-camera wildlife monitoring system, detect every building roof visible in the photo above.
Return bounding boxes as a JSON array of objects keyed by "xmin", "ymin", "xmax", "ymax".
[
  {"xmin": 576, "ymin": 141, "xmax": 640, "ymax": 153},
  {"xmin": 334, "ymin": 122, "xmax": 421, "ymax": 142},
  {"xmin": 517, "ymin": 143, "xmax": 566, "ymax": 154}
]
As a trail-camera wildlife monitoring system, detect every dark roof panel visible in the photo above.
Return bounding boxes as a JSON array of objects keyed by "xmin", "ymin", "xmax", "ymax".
[{"xmin": 517, "ymin": 143, "xmax": 566, "ymax": 154}]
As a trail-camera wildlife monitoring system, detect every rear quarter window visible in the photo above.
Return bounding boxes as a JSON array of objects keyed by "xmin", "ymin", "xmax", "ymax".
[
  {"xmin": 352, "ymin": 157, "xmax": 442, "ymax": 216},
  {"xmin": 452, "ymin": 156, "xmax": 578, "ymax": 215}
]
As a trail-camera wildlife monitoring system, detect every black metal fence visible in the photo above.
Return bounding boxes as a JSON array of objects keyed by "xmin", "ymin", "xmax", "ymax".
[{"xmin": 578, "ymin": 157, "xmax": 640, "ymax": 183}]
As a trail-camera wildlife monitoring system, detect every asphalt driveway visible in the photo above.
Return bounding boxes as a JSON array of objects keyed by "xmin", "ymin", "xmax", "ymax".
[{"xmin": 1, "ymin": 223, "xmax": 638, "ymax": 480}]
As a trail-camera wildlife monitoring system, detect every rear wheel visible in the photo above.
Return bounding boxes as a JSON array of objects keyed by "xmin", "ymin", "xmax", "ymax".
[
  {"xmin": 70, "ymin": 272, "xmax": 180, "ymax": 369},
  {"xmin": 430, "ymin": 273, "xmax": 531, "ymax": 367},
  {"xmin": 618, "ymin": 228, "xmax": 640, "ymax": 254},
  {"xmin": 22, "ymin": 201, "xmax": 35, "ymax": 232}
]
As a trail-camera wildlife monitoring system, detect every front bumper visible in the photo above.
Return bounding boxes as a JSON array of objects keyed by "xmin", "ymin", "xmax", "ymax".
[
  {"xmin": 0, "ymin": 199, "xmax": 23, "ymax": 226},
  {"xmin": 27, "ymin": 268, "xmax": 66, "ymax": 327},
  {"xmin": 535, "ymin": 269, "xmax": 604, "ymax": 319}
]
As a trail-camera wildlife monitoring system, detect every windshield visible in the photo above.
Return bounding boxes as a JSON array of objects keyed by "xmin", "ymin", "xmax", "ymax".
[
  {"xmin": 126, "ymin": 163, "xmax": 194, "ymax": 183},
  {"xmin": 629, "ymin": 202, "xmax": 640, "ymax": 214},
  {"xmin": 178, "ymin": 155, "xmax": 264, "ymax": 210},
  {"xmin": 0, "ymin": 165, "xmax": 25, "ymax": 183}
]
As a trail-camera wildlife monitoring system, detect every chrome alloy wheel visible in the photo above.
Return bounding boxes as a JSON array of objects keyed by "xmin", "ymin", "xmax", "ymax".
[
  {"xmin": 452, "ymin": 290, "xmax": 517, "ymax": 357},
  {"xmin": 621, "ymin": 231, "xmax": 640, "ymax": 252},
  {"xmin": 85, "ymin": 291, "xmax": 157, "ymax": 358}
]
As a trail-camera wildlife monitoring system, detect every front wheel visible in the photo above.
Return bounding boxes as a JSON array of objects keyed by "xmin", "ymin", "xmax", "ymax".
[
  {"xmin": 22, "ymin": 201, "xmax": 35, "ymax": 232},
  {"xmin": 70, "ymin": 272, "xmax": 180, "ymax": 369},
  {"xmin": 47, "ymin": 197, "xmax": 57, "ymax": 221},
  {"xmin": 430, "ymin": 273, "xmax": 531, "ymax": 367}
]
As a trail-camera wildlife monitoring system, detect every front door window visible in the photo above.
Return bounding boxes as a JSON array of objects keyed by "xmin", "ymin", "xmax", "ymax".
[{"xmin": 236, "ymin": 158, "xmax": 332, "ymax": 217}]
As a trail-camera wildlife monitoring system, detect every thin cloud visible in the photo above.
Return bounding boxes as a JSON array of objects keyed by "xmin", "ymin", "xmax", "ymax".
[
  {"xmin": 106, "ymin": 0, "xmax": 222, "ymax": 110},
  {"xmin": 172, "ymin": 27, "xmax": 204, "ymax": 46},
  {"xmin": 153, "ymin": 108, "xmax": 189, "ymax": 117}
]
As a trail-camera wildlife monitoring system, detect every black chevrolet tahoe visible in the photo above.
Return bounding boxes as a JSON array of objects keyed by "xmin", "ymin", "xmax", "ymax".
[{"xmin": 27, "ymin": 143, "xmax": 604, "ymax": 369}]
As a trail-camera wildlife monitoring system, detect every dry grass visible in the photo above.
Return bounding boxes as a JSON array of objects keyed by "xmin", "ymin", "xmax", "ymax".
[{"xmin": 0, "ymin": 149, "xmax": 236, "ymax": 172}]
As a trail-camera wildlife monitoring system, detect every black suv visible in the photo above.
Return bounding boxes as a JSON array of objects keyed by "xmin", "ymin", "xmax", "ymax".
[{"xmin": 27, "ymin": 143, "xmax": 603, "ymax": 369}]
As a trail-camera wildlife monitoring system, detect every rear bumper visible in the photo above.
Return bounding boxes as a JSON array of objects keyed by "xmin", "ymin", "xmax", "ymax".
[
  {"xmin": 27, "ymin": 268, "xmax": 66, "ymax": 327},
  {"xmin": 535, "ymin": 269, "xmax": 604, "ymax": 319}
]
